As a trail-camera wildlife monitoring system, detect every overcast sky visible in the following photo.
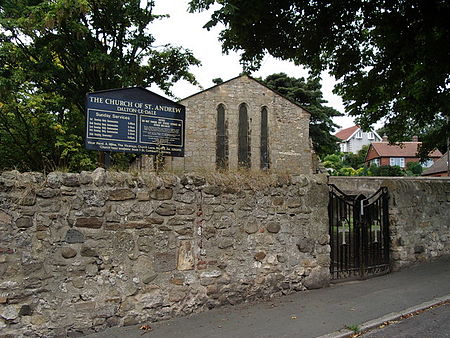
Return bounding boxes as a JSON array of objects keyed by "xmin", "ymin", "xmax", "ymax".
[{"xmin": 149, "ymin": 0, "xmax": 354, "ymax": 130}]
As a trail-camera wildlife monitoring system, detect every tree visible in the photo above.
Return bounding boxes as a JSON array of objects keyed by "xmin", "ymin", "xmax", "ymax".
[
  {"xmin": 261, "ymin": 73, "xmax": 342, "ymax": 157},
  {"xmin": 212, "ymin": 77, "xmax": 223, "ymax": 85},
  {"xmin": 0, "ymin": 0, "xmax": 200, "ymax": 171},
  {"xmin": 189, "ymin": 0, "xmax": 450, "ymax": 159},
  {"xmin": 405, "ymin": 162, "xmax": 423, "ymax": 176},
  {"xmin": 342, "ymin": 145, "xmax": 369, "ymax": 169}
]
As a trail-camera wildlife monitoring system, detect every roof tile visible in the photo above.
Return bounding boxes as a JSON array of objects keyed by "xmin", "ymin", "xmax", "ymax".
[
  {"xmin": 335, "ymin": 125, "xmax": 360, "ymax": 141},
  {"xmin": 370, "ymin": 142, "xmax": 442, "ymax": 158}
]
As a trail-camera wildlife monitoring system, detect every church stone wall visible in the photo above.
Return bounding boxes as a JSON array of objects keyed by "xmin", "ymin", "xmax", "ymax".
[
  {"xmin": 0, "ymin": 169, "xmax": 329, "ymax": 337},
  {"xmin": 171, "ymin": 75, "xmax": 312, "ymax": 174}
]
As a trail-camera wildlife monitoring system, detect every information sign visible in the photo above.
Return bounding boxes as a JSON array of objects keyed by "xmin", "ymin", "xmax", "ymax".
[{"xmin": 85, "ymin": 88, "xmax": 185, "ymax": 157}]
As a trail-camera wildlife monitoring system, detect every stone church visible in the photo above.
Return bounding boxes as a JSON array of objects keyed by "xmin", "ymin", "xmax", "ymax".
[{"xmin": 142, "ymin": 75, "xmax": 313, "ymax": 174}]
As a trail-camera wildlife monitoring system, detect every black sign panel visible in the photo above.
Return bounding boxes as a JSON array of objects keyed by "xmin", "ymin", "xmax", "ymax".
[{"xmin": 85, "ymin": 88, "xmax": 185, "ymax": 157}]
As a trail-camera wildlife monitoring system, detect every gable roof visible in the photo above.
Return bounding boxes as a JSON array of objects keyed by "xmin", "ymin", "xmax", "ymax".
[
  {"xmin": 335, "ymin": 125, "xmax": 382, "ymax": 142},
  {"xmin": 368, "ymin": 142, "xmax": 443, "ymax": 158},
  {"xmin": 422, "ymin": 152, "xmax": 449, "ymax": 176},
  {"xmin": 335, "ymin": 125, "xmax": 360, "ymax": 141},
  {"xmin": 179, "ymin": 74, "xmax": 311, "ymax": 116}
]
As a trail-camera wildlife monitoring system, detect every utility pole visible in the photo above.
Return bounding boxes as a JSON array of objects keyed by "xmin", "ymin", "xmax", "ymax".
[{"xmin": 447, "ymin": 115, "xmax": 449, "ymax": 177}]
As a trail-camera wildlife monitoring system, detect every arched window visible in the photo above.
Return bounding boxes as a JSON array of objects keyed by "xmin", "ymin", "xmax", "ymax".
[
  {"xmin": 216, "ymin": 104, "xmax": 228, "ymax": 170},
  {"xmin": 260, "ymin": 106, "xmax": 269, "ymax": 170},
  {"xmin": 238, "ymin": 103, "xmax": 251, "ymax": 168}
]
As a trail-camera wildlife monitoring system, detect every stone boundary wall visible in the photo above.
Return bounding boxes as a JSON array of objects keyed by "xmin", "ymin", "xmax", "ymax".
[
  {"xmin": 329, "ymin": 177, "xmax": 450, "ymax": 269},
  {"xmin": 0, "ymin": 170, "xmax": 329, "ymax": 337}
]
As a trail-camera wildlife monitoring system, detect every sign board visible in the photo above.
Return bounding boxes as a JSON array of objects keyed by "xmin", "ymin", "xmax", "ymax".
[{"xmin": 85, "ymin": 87, "xmax": 185, "ymax": 157}]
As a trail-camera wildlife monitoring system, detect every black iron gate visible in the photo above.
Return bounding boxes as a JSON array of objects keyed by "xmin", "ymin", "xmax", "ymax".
[{"xmin": 328, "ymin": 184, "xmax": 390, "ymax": 280}]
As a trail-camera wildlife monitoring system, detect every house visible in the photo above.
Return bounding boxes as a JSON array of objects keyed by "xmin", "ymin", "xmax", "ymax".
[
  {"xmin": 422, "ymin": 152, "xmax": 449, "ymax": 177},
  {"xmin": 144, "ymin": 75, "xmax": 313, "ymax": 174},
  {"xmin": 335, "ymin": 125, "xmax": 382, "ymax": 153},
  {"xmin": 365, "ymin": 137, "xmax": 443, "ymax": 168}
]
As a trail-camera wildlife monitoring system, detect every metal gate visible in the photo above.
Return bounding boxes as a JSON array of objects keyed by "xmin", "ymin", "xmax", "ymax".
[{"xmin": 328, "ymin": 184, "xmax": 390, "ymax": 280}]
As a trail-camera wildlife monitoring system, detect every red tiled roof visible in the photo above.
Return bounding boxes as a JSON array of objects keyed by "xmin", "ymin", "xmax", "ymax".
[
  {"xmin": 335, "ymin": 125, "xmax": 360, "ymax": 141},
  {"xmin": 370, "ymin": 142, "xmax": 443, "ymax": 158}
]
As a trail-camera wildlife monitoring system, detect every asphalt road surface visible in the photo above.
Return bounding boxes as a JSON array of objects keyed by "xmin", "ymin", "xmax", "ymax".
[{"xmin": 361, "ymin": 303, "xmax": 450, "ymax": 338}]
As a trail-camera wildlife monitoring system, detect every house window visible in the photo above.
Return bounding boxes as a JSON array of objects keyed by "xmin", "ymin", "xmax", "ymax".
[
  {"xmin": 367, "ymin": 132, "xmax": 374, "ymax": 140},
  {"xmin": 390, "ymin": 157, "xmax": 405, "ymax": 167},
  {"xmin": 260, "ymin": 106, "xmax": 269, "ymax": 170},
  {"xmin": 238, "ymin": 103, "xmax": 251, "ymax": 168},
  {"xmin": 421, "ymin": 159, "xmax": 434, "ymax": 168},
  {"xmin": 355, "ymin": 131, "xmax": 362, "ymax": 139},
  {"xmin": 216, "ymin": 104, "xmax": 228, "ymax": 170},
  {"xmin": 371, "ymin": 159, "xmax": 380, "ymax": 166}
]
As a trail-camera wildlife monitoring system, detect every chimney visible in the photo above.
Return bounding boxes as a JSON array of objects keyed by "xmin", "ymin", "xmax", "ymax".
[
  {"xmin": 412, "ymin": 135, "xmax": 419, "ymax": 142},
  {"xmin": 382, "ymin": 135, "xmax": 388, "ymax": 142}
]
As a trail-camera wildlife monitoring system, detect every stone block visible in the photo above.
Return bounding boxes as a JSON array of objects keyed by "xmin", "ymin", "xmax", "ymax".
[
  {"xmin": 36, "ymin": 188, "xmax": 59, "ymax": 198},
  {"xmin": 168, "ymin": 216, "xmax": 194, "ymax": 226},
  {"xmin": 146, "ymin": 217, "xmax": 165, "ymax": 225},
  {"xmin": 254, "ymin": 251, "xmax": 266, "ymax": 262},
  {"xmin": 143, "ymin": 273, "xmax": 158, "ymax": 284},
  {"xmin": 19, "ymin": 191, "xmax": 36, "ymax": 206},
  {"xmin": 61, "ymin": 247, "xmax": 77, "ymax": 259},
  {"xmin": 244, "ymin": 221, "xmax": 259, "ymax": 234},
  {"xmin": 266, "ymin": 222, "xmax": 281, "ymax": 233},
  {"xmin": 297, "ymin": 237, "xmax": 315, "ymax": 253},
  {"xmin": 46, "ymin": 172, "xmax": 62, "ymax": 188},
  {"xmin": 218, "ymin": 238, "xmax": 233, "ymax": 249},
  {"xmin": 154, "ymin": 251, "xmax": 176, "ymax": 272},
  {"xmin": 150, "ymin": 188, "xmax": 173, "ymax": 200},
  {"xmin": 108, "ymin": 189, "xmax": 135, "ymax": 201},
  {"xmin": 169, "ymin": 290, "xmax": 186, "ymax": 302},
  {"xmin": 272, "ymin": 197, "xmax": 284, "ymax": 206},
  {"xmin": 123, "ymin": 222, "xmax": 152, "ymax": 229},
  {"xmin": 16, "ymin": 216, "xmax": 33, "ymax": 229},
  {"xmin": 65, "ymin": 229, "xmax": 85, "ymax": 244},
  {"xmin": 113, "ymin": 232, "xmax": 135, "ymax": 252},
  {"xmin": 177, "ymin": 241, "xmax": 194, "ymax": 271},
  {"xmin": 82, "ymin": 190, "xmax": 107, "ymax": 207},
  {"xmin": 92, "ymin": 168, "xmax": 106, "ymax": 186},
  {"xmin": 203, "ymin": 186, "xmax": 221, "ymax": 196},
  {"xmin": 177, "ymin": 205, "xmax": 196, "ymax": 215},
  {"xmin": 0, "ymin": 305, "xmax": 19, "ymax": 320},
  {"xmin": 0, "ymin": 210, "xmax": 12, "ymax": 224},
  {"xmin": 155, "ymin": 203, "xmax": 176, "ymax": 216},
  {"xmin": 18, "ymin": 305, "xmax": 32, "ymax": 316},
  {"xmin": 75, "ymin": 217, "xmax": 102, "ymax": 229},
  {"xmin": 61, "ymin": 173, "xmax": 80, "ymax": 187},
  {"xmin": 137, "ymin": 191, "xmax": 150, "ymax": 201},
  {"xmin": 303, "ymin": 267, "xmax": 330, "ymax": 289},
  {"xmin": 80, "ymin": 245, "xmax": 97, "ymax": 257}
]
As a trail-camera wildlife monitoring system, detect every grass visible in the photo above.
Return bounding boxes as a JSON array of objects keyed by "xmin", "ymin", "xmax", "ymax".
[{"xmin": 346, "ymin": 324, "xmax": 360, "ymax": 333}]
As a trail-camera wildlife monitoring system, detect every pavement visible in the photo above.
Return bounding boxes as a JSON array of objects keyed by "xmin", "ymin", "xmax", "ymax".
[{"xmin": 85, "ymin": 256, "xmax": 450, "ymax": 338}]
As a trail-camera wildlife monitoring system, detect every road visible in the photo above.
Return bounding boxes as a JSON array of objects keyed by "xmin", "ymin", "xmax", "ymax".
[{"xmin": 361, "ymin": 303, "xmax": 450, "ymax": 338}]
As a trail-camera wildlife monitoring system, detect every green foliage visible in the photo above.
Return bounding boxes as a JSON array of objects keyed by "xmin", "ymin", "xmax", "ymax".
[
  {"xmin": 405, "ymin": 162, "xmax": 423, "ymax": 176},
  {"xmin": 369, "ymin": 165, "xmax": 405, "ymax": 177},
  {"xmin": 190, "ymin": 0, "xmax": 450, "ymax": 158},
  {"xmin": 336, "ymin": 167, "xmax": 357, "ymax": 176},
  {"xmin": 322, "ymin": 154, "xmax": 343, "ymax": 172},
  {"xmin": 346, "ymin": 325, "xmax": 360, "ymax": 334},
  {"xmin": 342, "ymin": 145, "xmax": 369, "ymax": 169},
  {"xmin": 212, "ymin": 78, "xmax": 224, "ymax": 85},
  {"xmin": 0, "ymin": 0, "xmax": 200, "ymax": 172},
  {"xmin": 261, "ymin": 73, "xmax": 342, "ymax": 157}
]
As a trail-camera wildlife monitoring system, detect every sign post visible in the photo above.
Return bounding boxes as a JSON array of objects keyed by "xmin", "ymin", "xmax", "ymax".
[{"xmin": 85, "ymin": 87, "xmax": 185, "ymax": 162}]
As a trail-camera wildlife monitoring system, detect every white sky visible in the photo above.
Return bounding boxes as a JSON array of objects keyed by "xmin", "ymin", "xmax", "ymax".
[{"xmin": 149, "ymin": 0, "xmax": 354, "ymax": 130}]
